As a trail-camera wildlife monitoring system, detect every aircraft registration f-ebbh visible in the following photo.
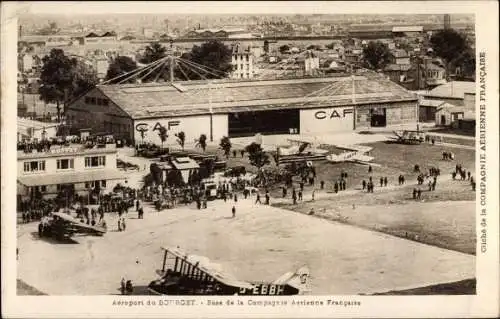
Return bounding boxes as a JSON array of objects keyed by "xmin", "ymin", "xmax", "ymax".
[
  {"xmin": 147, "ymin": 247, "xmax": 311, "ymax": 295},
  {"xmin": 38, "ymin": 210, "xmax": 107, "ymax": 240}
]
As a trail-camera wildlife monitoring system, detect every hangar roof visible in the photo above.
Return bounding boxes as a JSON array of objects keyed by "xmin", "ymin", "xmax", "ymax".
[{"xmin": 90, "ymin": 75, "xmax": 417, "ymax": 119}]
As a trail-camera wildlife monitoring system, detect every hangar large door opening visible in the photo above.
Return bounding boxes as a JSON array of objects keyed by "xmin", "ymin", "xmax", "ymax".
[
  {"xmin": 228, "ymin": 109, "xmax": 300, "ymax": 137},
  {"xmin": 370, "ymin": 107, "xmax": 387, "ymax": 127}
]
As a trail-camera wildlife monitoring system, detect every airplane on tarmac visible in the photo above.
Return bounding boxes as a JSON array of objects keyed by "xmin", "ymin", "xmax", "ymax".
[
  {"xmin": 389, "ymin": 130, "xmax": 427, "ymax": 144},
  {"xmin": 325, "ymin": 144, "xmax": 375, "ymax": 165},
  {"xmin": 147, "ymin": 246, "xmax": 311, "ymax": 295},
  {"xmin": 38, "ymin": 210, "xmax": 107, "ymax": 240}
]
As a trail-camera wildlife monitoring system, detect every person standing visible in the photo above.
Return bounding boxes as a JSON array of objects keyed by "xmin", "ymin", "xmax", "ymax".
[
  {"xmin": 362, "ymin": 180, "xmax": 366, "ymax": 190},
  {"xmin": 292, "ymin": 191, "xmax": 297, "ymax": 205},
  {"xmin": 121, "ymin": 278, "xmax": 126, "ymax": 295},
  {"xmin": 342, "ymin": 179, "xmax": 346, "ymax": 191},
  {"xmin": 255, "ymin": 192, "xmax": 261, "ymax": 204},
  {"xmin": 379, "ymin": 177, "xmax": 384, "ymax": 187},
  {"xmin": 234, "ymin": 193, "xmax": 238, "ymax": 203},
  {"xmin": 334, "ymin": 182, "xmax": 339, "ymax": 194},
  {"xmin": 298, "ymin": 190, "xmax": 303, "ymax": 201},
  {"xmin": 320, "ymin": 180, "xmax": 325, "ymax": 190},
  {"xmin": 232, "ymin": 206, "xmax": 236, "ymax": 218},
  {"xmin": 311, "ymin": 190, "xmax": 315, "ymax": 201},
  {"xmin": 384, "ymin": 177, "xmax": 388, "ymax": 187},
  {"xmin": 265, "ymin": 192, "xmax": 270, "ymax": 205}
]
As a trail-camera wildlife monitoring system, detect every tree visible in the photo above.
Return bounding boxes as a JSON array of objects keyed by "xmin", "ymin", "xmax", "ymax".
[
  {"xmin": 279, "ymin": 44, "xmax": 290, "ymax": 54},
  {"xmin": 175, "ymin": 131, "xmax": 186, "ymax": 150},
  {"xmin": 197, "ymin": 134, "xmax": 207, "ymax": 152},
  {"xmin": 140, "ymin": 42, "xmax": 167, "ymax": 64},
  {"xmin": 245, "ymin": 142, "xmax": 270, "ymax": 169},
  {"xmin": 180, "ymin": 40, "xmax": 232, "ymax": 80},
  {"xmin": 149, "ymin": 163, "xmax": 163, "ymax": 186},
  {"xmin": 430, "ymin": 29, "xmax": 473, "ymax": 77},
  {"xmin": 39, "ymin": 49, "xmax": 98, "ymax": 121},
  {"xmin": 362, "ymin": 41, "xmax": 391, "ymax": 70},
  {"xmin": 139, "ymin": 130, "xmax": 147, "ymax": 145},
  {"xmin": 139, "ymin": 42, "xmax": 169, "ymax": 82},
  {"xmin": 219, "ymin": 136, "xmax": 232, "ymax": 158},
  {"xmin": 105, "ymin": 56, "xmax": 138, "ymax": 83},
  {"xmin": 158, "ymin": 125, "xmax": 168, "ymax": 148}
]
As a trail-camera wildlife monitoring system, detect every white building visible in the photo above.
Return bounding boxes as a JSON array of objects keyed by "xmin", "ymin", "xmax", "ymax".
[
  {"xmin": 435, "ymin": 104, "xmax": 466, "ymax": 126},
  {"xmin": 17, "ymin": 118, "xmax": 58, "ymax": 142},
  {"xmin": 94, "ymin": 58, "xmax": 110, "ymax": 79},
  {"xmin": 231, "ymin": 48, "xmax": 254, "ymax": 79},
  {"xmin": 21, "ymin": 54, "xmax": 34, "ymax": 72},
  {"xmin": 17, "ymin": 144, "xmax": 126, "ymax": 200},
  {"xmin": 304, "ymin": 51, "xmax": 320, "ymax": 75}
]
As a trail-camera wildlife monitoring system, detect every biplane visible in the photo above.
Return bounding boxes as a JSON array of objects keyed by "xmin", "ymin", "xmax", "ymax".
[
  {"xmin": 389, "ymin": 130, "xmax": 426, "ymax": 144},
  {"xmin": 325, "ymin": 144, "xmax": 375, "ymax": 165},
  {"xmin": 276, "ymin": 139, "xmax": 328, "ymax": 165},
  {"xmin": 147, "ymin": 247, "xmax": 311, "ymax": 295},
  {"xmin": 38, "ymin": 210, "xmax": 107, "ymax": 240}
]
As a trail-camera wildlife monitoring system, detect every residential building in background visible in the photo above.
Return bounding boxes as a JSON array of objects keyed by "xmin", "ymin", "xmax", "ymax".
[{"xmin": 231, "ymin": 45, "xmax": 254, "ymax": 79}]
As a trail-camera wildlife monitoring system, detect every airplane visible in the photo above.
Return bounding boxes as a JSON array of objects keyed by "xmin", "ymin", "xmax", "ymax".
[
  {"xmin": 389, "ymin": 130, "xmax": 427, "ymax": 144},
  {"xmin": 147, "ymin": 246, "xmax": 311, "ymax": 295},
  {"xmin": 38, "ymin": 210, "xmax": 107, "ymax": 240},
  {"xmin": 325, "ymin": 144, "xmax": 375, "ymax": 165},
  {"xmin": 276, "ymin": 139, "xmax": 329, "ymax": 165}
]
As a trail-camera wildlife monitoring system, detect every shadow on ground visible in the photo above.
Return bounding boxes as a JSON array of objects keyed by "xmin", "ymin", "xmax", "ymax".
[
  {"xmin": 370, "ymin": 278, "xmax": 476, "ymax": 295},
  {"xmin": 30, "ymin": 232, "xmax": 79, "ymax": 244}
]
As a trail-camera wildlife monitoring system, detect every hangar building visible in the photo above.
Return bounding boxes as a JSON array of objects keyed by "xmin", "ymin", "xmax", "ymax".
[{"xmin": 66, "ymin": 75, "xmax": 418, "ymax": 146}]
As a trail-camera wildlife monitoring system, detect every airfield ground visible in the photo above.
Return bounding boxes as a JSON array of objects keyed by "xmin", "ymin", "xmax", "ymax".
[{"xmin": 17, "ymin": 132, "xmax": 477, "ymax": 295}]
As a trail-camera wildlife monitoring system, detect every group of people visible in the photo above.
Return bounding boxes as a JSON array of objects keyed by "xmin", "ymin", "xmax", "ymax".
[{"xmin": 451, "ymin": 164, "xmax": 475, "ymax": 191}]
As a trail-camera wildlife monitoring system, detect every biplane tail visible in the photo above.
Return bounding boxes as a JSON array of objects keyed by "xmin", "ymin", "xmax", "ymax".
[{"xmin": 272, "ymin": 265, "xmax": 311, "ymax": 294}]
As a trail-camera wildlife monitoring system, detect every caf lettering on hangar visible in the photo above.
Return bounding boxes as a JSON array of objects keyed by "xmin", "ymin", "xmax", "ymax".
[
  {"xmin": 314, "ymin": 108, "xmax": 354, "ymax": 120},
  {"xmin": 135, "ymin": 121, "xmax": 180, "ymax": 132}
]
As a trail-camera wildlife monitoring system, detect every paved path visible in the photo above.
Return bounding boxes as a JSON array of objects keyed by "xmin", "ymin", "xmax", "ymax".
[
  {"xmin": 18, "ymin": 197, "xmax": 474, "ymax": 295},
  {"xmin": 426, "ymin": 132, "xmax": 475, "ymax": 141}
]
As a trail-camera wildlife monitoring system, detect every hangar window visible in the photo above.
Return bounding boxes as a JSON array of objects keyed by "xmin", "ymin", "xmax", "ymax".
[
  {"xmin": 90, "ymin": 97, "xmax": 97, "ymax": 104},
  {"xmin": 102, "ymin": 99, "xmax": 109, "ymax": 106},
  {"xmin": 85, "ymin": 97, "xmax": 91, "ymax": 104}
]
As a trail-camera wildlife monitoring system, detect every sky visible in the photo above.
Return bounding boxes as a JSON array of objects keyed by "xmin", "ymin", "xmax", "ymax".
[{"xmin": 9, "ymin": 1, "xmax": 483, "ymax": 16}]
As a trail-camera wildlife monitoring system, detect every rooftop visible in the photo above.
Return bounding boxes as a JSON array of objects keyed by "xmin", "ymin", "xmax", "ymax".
[
  {"xmin": 17, "ymin": 144, "xmax": 117, "ymax": 160},
  {"xmin": 85, "ymin": 75, "xmax": 417, "ymax": 119},
  {"xmin": 392, "ymin": 49, "xmax": 408, "ymax": 58},
  {"xmin": 419, "ymin": 99, "xmax": 445, "ymax": 107},
  {"xmin": 18, "ymin": 118, "xmax": 58, "ymax": 132},
  {"xmin": 392, "ymin": 26, "xmax": 424, "ymax": 33},
  {"xmin": 426, "ymin": 81, "xmax": 475, "ymax": 99}
]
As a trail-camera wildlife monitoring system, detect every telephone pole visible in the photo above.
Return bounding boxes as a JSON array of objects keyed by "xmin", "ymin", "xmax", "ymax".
[{"xmin": 169, "ymin": 55, "xmax": 174, "ymax": 83}]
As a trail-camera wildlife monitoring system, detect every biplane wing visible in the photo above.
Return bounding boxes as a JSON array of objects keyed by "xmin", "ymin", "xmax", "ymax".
[
  {"xmin": 159, "ymin": 246, "xmax": 254, "ymax": 289},
  {"xmin": 52, "ymin": 212, "xmax": 107, "ymax": 235}
]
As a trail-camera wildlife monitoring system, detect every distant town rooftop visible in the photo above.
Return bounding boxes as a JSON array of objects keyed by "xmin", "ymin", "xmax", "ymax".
[
  {"xmin": 74, "ymin": 75, "xmax": 418, "ymax": 120},
  {"xmin": 392, "ymin": 26, "xmax": 424, "ymax": 33}
]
